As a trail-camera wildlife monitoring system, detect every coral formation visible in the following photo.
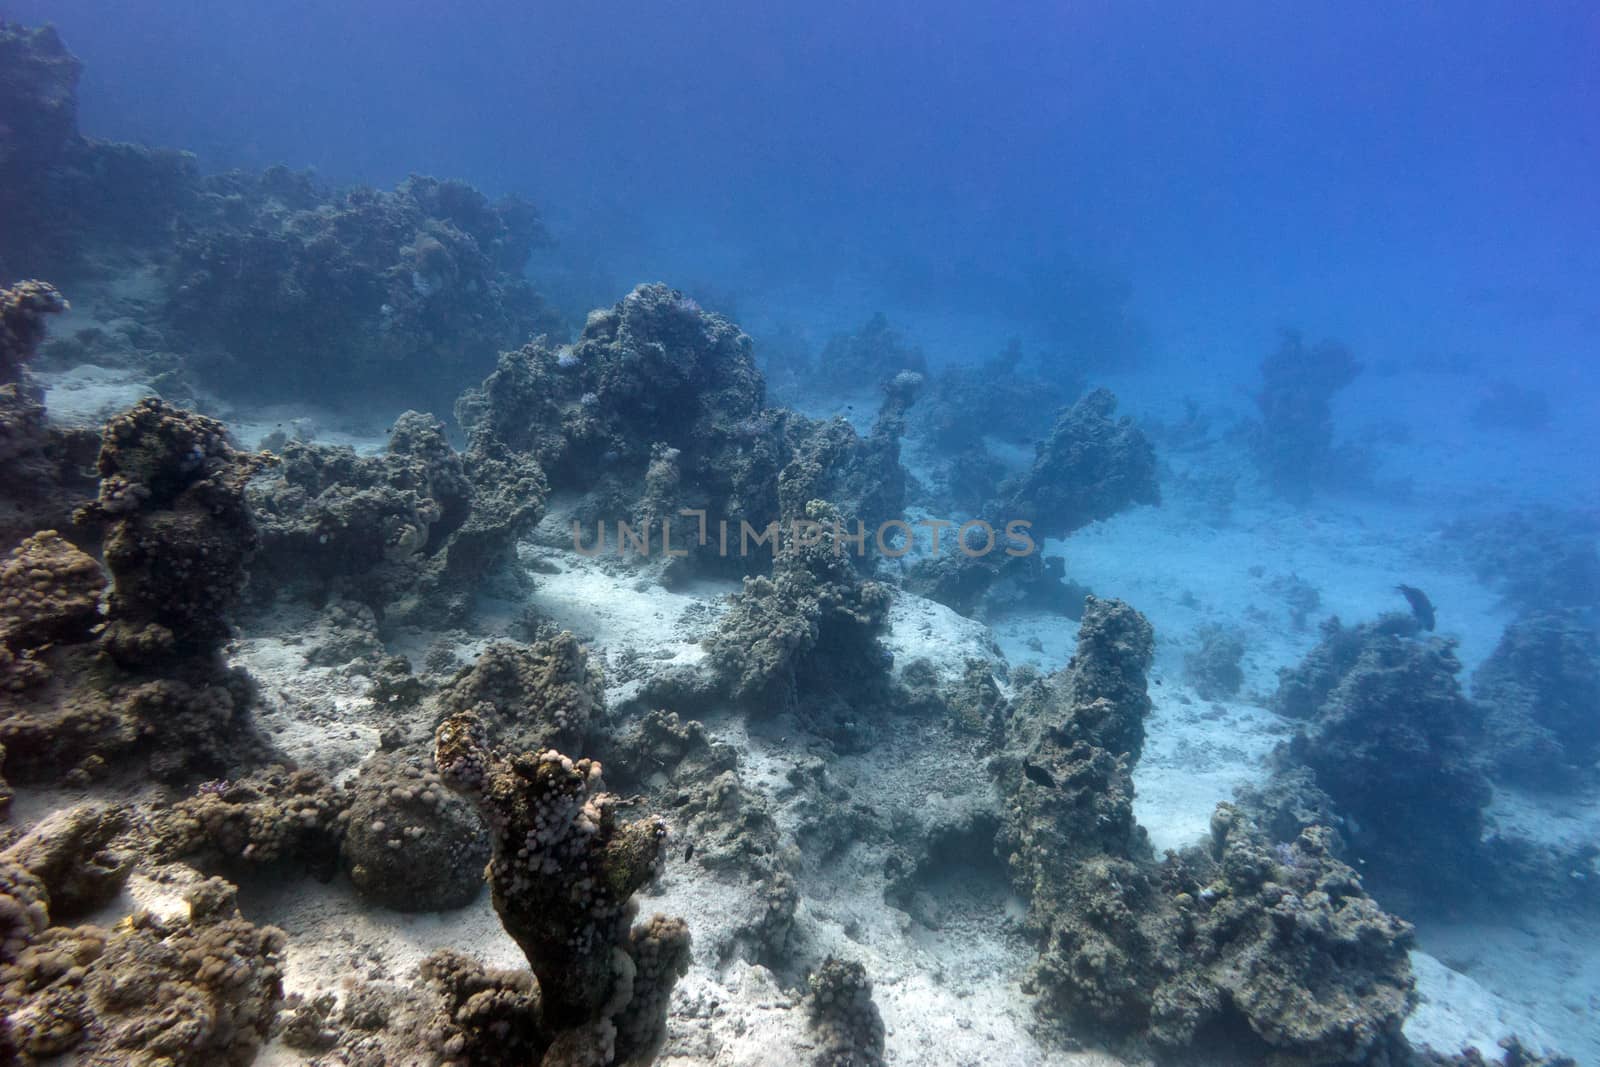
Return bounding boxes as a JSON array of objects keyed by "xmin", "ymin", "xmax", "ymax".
[
  {"xmin": 170, "ymin": 172, "xmax": 557, "ymax": 408},
  {"xmin": 1443, "ymin": 508, "xmax": 1600, "ymax": 612},
  {"xmin": 0, "ymin": 875, "xmax": 286, "ymax": 1067},
  {"xmin": 247, "ymin": 410, "xmax": 548, "ymax": 628},
  {"xmin": 0, "ymin": 280, "xmax": 69, "ymax": 385},
  {"xmin": 340, "ymin": 750, "xmax": 491, "ymax": 911},
  {"xmin": 84, "ymin": 398, "xmax": 272, "ymax": 661},
  {"xmin": 998, "ymin": 597, "xmax": 1415, "ymax": 1063},
  {"xmin": 815, "ymin": 312, "xmax": 926, "ymax": 387},
  {"xmin": 1273, "ymin": 613, "xmax": 1491, "ymax": 900},
  {"xmin": 436, "ymin": 632, "xmax": 604, "ymax": 754},
  {"xmin": 1473, "ymin": 609, "xmax": 1600, "ymax": 788},
  {"xmin": 1001, "ymin": 388, "xmax": 1160, "ymax": 541},
  {"xmin": 0, "ymin": 803, "xmax": 132, "ymax": 921},
  {"xmin": 153, "ymin": 766, "xmax": 348, "ymax": 879},
  {"xmin": 805, "ymin": 956, "xmax": 886, "ymax": 1067},
  {"xmin": 1183, "ymin": 624, "xmax": 1246, "ymax": 700},
  {"xmin": 433, "ymin": 710, "xmax": 690, "ymax": 1059},
  {"xmin": 704, "ymin": 500, "xmax": 893, "ymax": 730},
  {"xmin": 1252, "ymin": 330, "xmax": 1365, "ymax": 502}
]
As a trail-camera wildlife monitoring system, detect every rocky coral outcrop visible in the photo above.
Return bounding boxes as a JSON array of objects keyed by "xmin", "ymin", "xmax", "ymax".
[
  {"xmin": 1473, "ymin": 609, "xmax": 1600, "ymax": 788},
  {"xmin": 153, "ymin": 766, "xmax": 348, "ymax": 880},
  {"xmin": 0, "ymin": 876, "xmax": 286, "ymax": 1067},
  {"xmin": 169, "ymin": 172, "xmax": 557, "ymax": 409},
  {"xmin": 340, "ymin": 749, "xmax": 490, "ymax": 912},
  {"xmin": 432, "ymin": 710, "xmax": 691, "ymax": 1062},
  {"xmin": 1001, "ymin": 388, "xmax": 1159, "ymax": 541},
  {"xmin": 0, "ymin": 803, "xmax": 132, "ymax": 921},
  {"xmin": 998, "ymin": 596, "xmax": 1415, "ymax": 1064},
  {"xmin": 247, "ymin": 409, "xmax": 547, "ymax": 629},
  {"xmin": 1252, "ymin": 330, "xmax": 1365, "ymax": 502},
  {"xmin": 814, "ymin": 312, "xmax": 926, "ymax": 388},
  {"xmin": 0, "ymin": 280, "xmax": 68, "ymax": 385},
  {"xmin": 436, "ymin": 631, "xmax": 604, "ymax": 755},
  {"xmin": 805, "ymin": 956, "xmax": 886, "ymax": 1067},
  {"xmin": 705, "ymin": 500, "xmax": 893, "ymax": 733},
  {"xmin": 1274, "ymin": 613, "xmax": 1491, "ymax": 901}
]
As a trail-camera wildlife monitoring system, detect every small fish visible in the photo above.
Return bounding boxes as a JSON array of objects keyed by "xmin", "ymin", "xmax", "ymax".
[
  {"xmin": 1395, "ymin": 584, "xmax": 1436, "ymax": 631},
  {"xmin": 683, "ymin": 841, "xmax": 695, "ymax": 864}
]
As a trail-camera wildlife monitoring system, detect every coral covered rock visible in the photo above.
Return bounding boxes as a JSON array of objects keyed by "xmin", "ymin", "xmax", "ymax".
[
  {"xmin": 340, "ymin": 749, "xmax": 489, "ymax": 912},
  {"xmin": 247, "ymin": 410, "xmax": 547, "ymax": 628},
  {"xmin": 705, "ymin": 500, "xmax": 892, "ymax": 725},
  {"xmin": 1280, "ymin": 615, "xmax": 1491, "ymax": 900},
  {"xmin": 1001, "ymin": 388, "xmax": 1159, "ymax": 541},
  {"xmin": 1473, "ymin": 609, "xmax": 1600, "ymax": 788},
  {"xmin": 0, "ymin": 876, "xmax": 286, "ymax": 1067},
  {"xmin": 84, "ymin": 397, "xmax": 272, "ymax": 661},
  {"xmin": 0, "ymin": 280, "xmax": 68, "ymax": 385},
  {"xmin": 170, "ymin": 172, "xmax": 557, "ymax": 409},
  {"xmin": 1252, "ymin": 330, "xmax": 1365, "ymax": 502},
  {"xmin": 436, "ymin": 632, "xmax": 603, "ymax": 754},
  {"xmin": 0, "ymin": 803, "xmax": 132, "ymax": 921},
  {"xmin": 806, "ymin": 956, "xmax": 886, "ymax": 1067},
  {"xmin": 0, "ymin": 530, "xmax": 104, "ymax": 655},
  {"xmin": 999, "ymin": 597, "xmax": 1415, "ymax": 1064},
  {"xmin": 153, "ymin": 766, "xmax": 347, "ymax": 879},
  {"xmin": 433, "ymin": 709, "xmax": 690, "ymax": 1058}
]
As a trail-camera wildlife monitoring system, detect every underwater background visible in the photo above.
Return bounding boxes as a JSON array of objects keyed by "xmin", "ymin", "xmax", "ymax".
[{"xmin": 1, "ymin": 2, "xmax": 1598, "ymax": 1066}]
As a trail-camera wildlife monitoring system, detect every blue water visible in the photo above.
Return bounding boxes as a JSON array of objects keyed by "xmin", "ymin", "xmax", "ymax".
[
  {"xmin": 18, "ymin": 2, "xmax": 1599, "ymax": 448},
  {"xmin": 6, "ymin": 4, "xmax": 1600, "ymax": 1062}
]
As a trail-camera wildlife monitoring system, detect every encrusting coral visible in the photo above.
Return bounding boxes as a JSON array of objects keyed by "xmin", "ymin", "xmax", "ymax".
[
  {"xmin": 433, "ymin": 710, "xmax": 691, "ymax": 1063},
  {"xmin": 998, "ymin": 596, "xmax": 1416, "ymax": 1064}
]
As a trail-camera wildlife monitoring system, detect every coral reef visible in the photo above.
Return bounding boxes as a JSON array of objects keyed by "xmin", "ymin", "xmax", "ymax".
[
  {"xmin": 433, "ymin": 710, "xmax": 690, "ymax": 1059},
  {"xmin": 153, "ymin": 766, "xmax": 348, "ymax": 880},
  {"xmin": 341, "ymin": 749, "xmax": 491, "ymax": 911},
  {"xmin": 0, "ymin": 803, "xmax": 132, "ymax": 921},
  {"xmin": 704, "ymin": 500, "xmax": 893, "ymax": 730},
  {"xmin": 913, "ymin": 337, "xmax": 1076, "ymax": 453},
  {"xmin": 0, "ymin": 875, "xmax": 286, "ymax": 1067},
  {"xmin": 84, "ymin": 398, "xmax": 272, "ymax": 662},
  {"xmin": 1274, "ymin": 613, "xmax": 1491, "ymax": 901},
  {"xmin": 1001, "ymin": 388, "xmax": 1159, "ymax": 541},
  {"xmin": 0, "ymin": 403, "xmax": 275, "ymax": 778},
  {"xmin": 805, "ymin": 956, "xmax": 886, "ymax": 1067},
  {"xmin": 1183, "ymin": 624, "xmax": 1246, "ymax": 700},
  {"xmin": 168, "ymin": 172, "xmax": 557, "ymax": 409},
  {"xmin": 1443, "ymin": 508, "xmax": 1600, "ymax": 612},
  {"xmin": 814, "ymin": 312, "xmax": 926, "ymax": 388},
  {"xmin": 998, "ymin": 597, "xmax": 1415, "ymax": 1063},
  {"xmin": 247, "ymin": 410, "xmax": 548, "ymax": 628},
  {"xmin": 0, "ymin": 280, "xmax": 69, "ymax": 385},
  {"xmin": 1472, "ymin": 609, "xmax": 1600, "ymax": 788},
  {"xmin": 436, "ymin": 631, "xmax": 605, "ymax": 754},
  {"xmin": 1252, "ymin": 330, "xmax": 1365, "ymax": 502}
]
